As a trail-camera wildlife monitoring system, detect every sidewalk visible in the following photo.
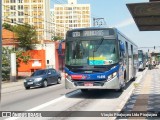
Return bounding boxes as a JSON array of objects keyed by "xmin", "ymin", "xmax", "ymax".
[
  {"xmin": 118, "ymin": 65, "xmax": 160, "ymax": 119},
  {"xmin": 1, "ymin": 79, "xmax": 24, "ymax": 94}
]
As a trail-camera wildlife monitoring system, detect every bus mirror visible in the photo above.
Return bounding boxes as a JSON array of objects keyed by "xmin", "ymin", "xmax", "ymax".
[{"xmin": 120, "ymin": 42, "xmax": 125, "ymax": 52}]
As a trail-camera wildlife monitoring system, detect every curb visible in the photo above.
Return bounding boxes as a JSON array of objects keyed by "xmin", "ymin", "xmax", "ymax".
[{"xmin": 109, "ymin": 68, "xmax": 148, "ymax": 120}]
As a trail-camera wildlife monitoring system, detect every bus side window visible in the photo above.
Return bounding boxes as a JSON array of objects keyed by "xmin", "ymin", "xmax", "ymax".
[{"xmin": 119, "ymin": 40, "xmax": 123, "ymax": 57}]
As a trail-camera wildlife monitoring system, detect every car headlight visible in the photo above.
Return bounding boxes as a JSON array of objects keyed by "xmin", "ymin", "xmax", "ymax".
[
  {"xmin": 24, "ymin": 79, "xmax": 27, "ymax": 82},
  {"xmin": 34, "ymin": 78, "xmax": 42, "ymax": 82}
]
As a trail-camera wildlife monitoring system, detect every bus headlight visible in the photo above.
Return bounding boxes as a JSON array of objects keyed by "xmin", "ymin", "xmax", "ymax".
[
  {"xmin": 107, "ymin": 72, "xmax": 117, "ymax": 80},
  {"xmin": 113, "ymin": 72, "xmax": 117, "ymax": 77},
  {"xmin": 108, "ymin": 75, "xmax": 112, "ymax": 80}
]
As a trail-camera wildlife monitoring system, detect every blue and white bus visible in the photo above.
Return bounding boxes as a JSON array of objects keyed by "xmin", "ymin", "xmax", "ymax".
[
  {"xmin": 138, "ymin": 50, "xmax": 146, "ymax": 70},
  {"xmin": 64, "ymin": 27, "xmax": 138, "ymax": 92}
]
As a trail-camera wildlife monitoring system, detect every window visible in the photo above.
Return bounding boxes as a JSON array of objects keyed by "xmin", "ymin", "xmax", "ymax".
[
  {"xmin": 18, "ymin": 0, "xmax": 23, "ymax": 3},
  {"xmin": 10, "ymin": 5, "xmax": 16, "ymax": 10},
  {"xmin": 10, "ymin": 0, "xmax": 16, "ymax": 3},
  {"xmin": 18, "ymin": 11, "xmax": 23, "ymax": 16},
  {"xmin": 18, "ymin": 5, "xmax": 23, "ymax": 10},
  {"xmin": 18, "ymin": 18, "xmax": 23, "ymax": 23},
  {"xmin": 66, "ymin": 39, "xmax": 119, "ymax": 66},
  {"xmin": 47, "ymin": 60, "xmax": 49, "ymax": 64},
  {"xmin": 51, "ymin": 69, "xmax": 56, "ymax": 74}
]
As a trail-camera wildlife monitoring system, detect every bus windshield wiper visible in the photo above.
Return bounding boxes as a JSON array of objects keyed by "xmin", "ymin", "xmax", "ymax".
[{"xmin": 93, "ymin": 38, "xmax": 104, "ymax": 52}]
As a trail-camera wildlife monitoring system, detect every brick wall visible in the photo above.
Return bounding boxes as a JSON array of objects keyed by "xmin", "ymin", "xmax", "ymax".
[{"xmin": 2, "ymin": 29, "xmax": 18, "ymax": 46}]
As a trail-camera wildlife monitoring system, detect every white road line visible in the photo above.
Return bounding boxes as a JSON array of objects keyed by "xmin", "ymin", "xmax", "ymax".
[{"xmin": 4, "ymin": 90, "xmax": 80, "ymax": 120}]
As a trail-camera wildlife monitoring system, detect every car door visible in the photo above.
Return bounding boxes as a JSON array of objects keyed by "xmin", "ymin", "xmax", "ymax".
[
  {"xmin": 47, "ymin": 69, "xmax": 53, "ymax": 84},
  {"xmin": 51, "ymin": 69, "xmax": 58, "ymax": 83}
]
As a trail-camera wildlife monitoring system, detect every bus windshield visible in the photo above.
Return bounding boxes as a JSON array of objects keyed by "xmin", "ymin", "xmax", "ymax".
[
  {"xmin": 138, "ymin": 52, "xmax": 143, "ymax": 61},
  {"xmin": 65, "ymin": 39, "xmax": 119, "ymax": 66}
]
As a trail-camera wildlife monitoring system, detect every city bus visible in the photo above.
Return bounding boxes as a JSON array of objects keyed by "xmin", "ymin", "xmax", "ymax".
[
  {"xmin": 138, "ymin": 50, "xmax": 146, "ymax": 70},
  {"xmin": 64, "ymin": 27, "xmax": 138, "ymax": 92}
]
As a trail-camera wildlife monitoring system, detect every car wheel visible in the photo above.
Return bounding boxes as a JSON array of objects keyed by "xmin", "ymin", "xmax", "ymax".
[
  {"xmin": 57, "ymin": 78, "xmax": 61, "ymax": 84},
  {"xmin": 25, "ymin": 86, "xmax": 30, "ymax": 90},
  {"xmin": 42, "ymin": 80, "xmax": 48, "ymax": 87}
]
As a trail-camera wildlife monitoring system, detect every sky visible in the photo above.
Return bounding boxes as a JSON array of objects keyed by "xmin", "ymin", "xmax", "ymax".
[{"xmin": 51, "ymin": 0, "xmax": 160, "ymax": 52}]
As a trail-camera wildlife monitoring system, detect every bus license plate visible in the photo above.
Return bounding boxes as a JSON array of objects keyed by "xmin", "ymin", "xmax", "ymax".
[{"xmin": 84, "ymin": 82, "xmax": 93, "ymax": 86}]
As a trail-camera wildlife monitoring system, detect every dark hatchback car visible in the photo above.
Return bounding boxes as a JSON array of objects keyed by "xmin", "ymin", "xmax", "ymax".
[{"xmin": 24, "ymin": 68, "xmax": 61, "ymax": 89}]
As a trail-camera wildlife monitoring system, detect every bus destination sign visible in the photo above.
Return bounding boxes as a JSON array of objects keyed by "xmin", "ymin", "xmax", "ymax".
[{"xmin": 72, "ymin": 30, "xmax": 110, "ymax": 37}]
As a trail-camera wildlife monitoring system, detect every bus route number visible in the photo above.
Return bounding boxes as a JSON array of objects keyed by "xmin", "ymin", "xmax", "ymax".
[
  {"xmin": 72, "ymin": 32, "xmax": 80, "ymax": 37},
  {"xmin": 97, "ymin": 75, "xmax": 105, "ymax": 79}
]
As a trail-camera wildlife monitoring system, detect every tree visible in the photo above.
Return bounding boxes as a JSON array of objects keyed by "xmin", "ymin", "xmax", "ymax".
[
  {"xmin": 2, "ymin": 47, "xmax": 13, "ymax": 80},
  {"xmin": 2, "ymin": 23, "xmax": 13, "ymax": 31},
  {"xmin": 51, "ymin": 36, "xmax": 63, "ymax": 41},
  {"xmin": 2, "ymin": 47, "xmax": 31, "ymax": 81},
  {"xmin": 13, "ymin": 23, "xmax": 39, "ymax": 50}
]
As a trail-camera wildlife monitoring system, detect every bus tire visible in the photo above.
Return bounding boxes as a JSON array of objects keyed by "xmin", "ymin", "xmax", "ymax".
[
  {"xmin": 116, "ymin": 84, "xmax": 125, "ymax": 92},
  {"xmin": 131, "ymin": 77, "xmax": 136, "ymax": 81},
  {"xmin": 81, "ymin": 89, "xmax": 88, "ymax": 93},
  {"xmin": 116, "ymin": 72, "xmax": 126, "ymax": 92}
]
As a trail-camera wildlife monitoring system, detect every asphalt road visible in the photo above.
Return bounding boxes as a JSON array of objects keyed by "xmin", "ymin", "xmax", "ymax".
[
  {"xmin": 1, "ymin": 79, "xmax": 74, "ymax": 111},
  {"xmin": 1, "ymin": 69, "xmax": 147, "ymax": 120}
]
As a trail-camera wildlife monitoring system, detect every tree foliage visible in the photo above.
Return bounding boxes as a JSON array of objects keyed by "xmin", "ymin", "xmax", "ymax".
[
  {"xmin": 2, "ymin": 47, "xmax": 31, "ymax": 80},
  {"xmin": 2, "ymin": 47, "xmax": 13, "ymax": 80},
  {"xmin": 2, "ymin": 23, "xmax": 13, "ymax": 31},
  {"xmin": 51, "ymin": 36, "xmax": 63, "ymax": 41},
  {"xmin": 13, "ymin": 23, "xmax": 39, "ymax": 50}
]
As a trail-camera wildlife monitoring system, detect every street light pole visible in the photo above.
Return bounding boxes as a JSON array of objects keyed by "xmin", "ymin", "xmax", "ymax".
[
  {"xmin": 93, "ymin": 17, "xmax": 106, "ymax": 27},
  {"xmin": 0, "ymin": 0, "xmax": 2, "ymax": 102}
]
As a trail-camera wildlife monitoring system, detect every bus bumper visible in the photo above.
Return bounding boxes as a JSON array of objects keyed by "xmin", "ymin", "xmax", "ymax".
[
  {"xmin": 65, "ymin": 77, "xmax": 120, "ymax": 89},
  {"xmin": 138, "ymin": 64, "xmax": 144, "ymax": 70}
]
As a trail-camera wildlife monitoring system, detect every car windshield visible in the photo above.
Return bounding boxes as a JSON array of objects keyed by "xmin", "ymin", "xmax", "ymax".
[
  {"xmin": 31, "ymin": 70, "xmax": 46, "ymax": 76},
  {"xmin": 65, "ymin": 39, "xmax": 119, "ymax": 66}
]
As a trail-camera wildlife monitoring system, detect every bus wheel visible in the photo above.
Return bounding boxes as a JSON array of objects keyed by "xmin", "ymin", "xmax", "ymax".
[
  {"xmin": 116, "ymin": 86, "xmax": 124, "ymax": 92},
  {"xmin": 131, "ymin": 77, "xmax": 136, "ymax": 81},
  {"xmin": 81, "ymin": 89, "xmax": 88, "ymax": 93},
  {"xmin": 116, "ymin": 81, "xmax": 125, "ymax": 92}
]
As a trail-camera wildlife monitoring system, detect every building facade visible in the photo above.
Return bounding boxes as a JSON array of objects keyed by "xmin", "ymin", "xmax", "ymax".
[
  {"xmin": 2, "ymin": 29, "xmax": 18, "ymax": 48},
  {"xmin": 2, "ymin": 0, "xmax": 51, "ymax": 42},
  {"xmin": 53, "ymin": 0, "xmax": 91, "ymax": 38}
]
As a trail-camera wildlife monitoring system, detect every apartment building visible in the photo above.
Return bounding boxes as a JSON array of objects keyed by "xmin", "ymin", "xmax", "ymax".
[
  {"xmin": 53, "ymin": 0, "xmax": 91, "ymax": 38},
  {"xmin": 50, "ymin": 8, "xmax": 55, "ymax": 40},
  {"xmin": 2, "ymin": 0, "xmax": 51, "ymax": 42}
]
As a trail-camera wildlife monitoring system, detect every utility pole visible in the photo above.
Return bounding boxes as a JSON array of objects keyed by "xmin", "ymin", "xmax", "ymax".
[
  {"xmin": 93, "ymin": 17, "xmax": 106, "ymax": 27},
  {"xmin": 0, "ymin": 0, "xmax": 2, "ymax": 102}
]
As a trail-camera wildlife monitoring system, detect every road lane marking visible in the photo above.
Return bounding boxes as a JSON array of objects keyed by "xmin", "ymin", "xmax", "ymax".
[
  {"xmin": 4, "ymin": 90, "xmax": 80, "ymax": 120},
  {"xmin": 4, "ymin": 69, "xmax": 148, "ymax": 120}
]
